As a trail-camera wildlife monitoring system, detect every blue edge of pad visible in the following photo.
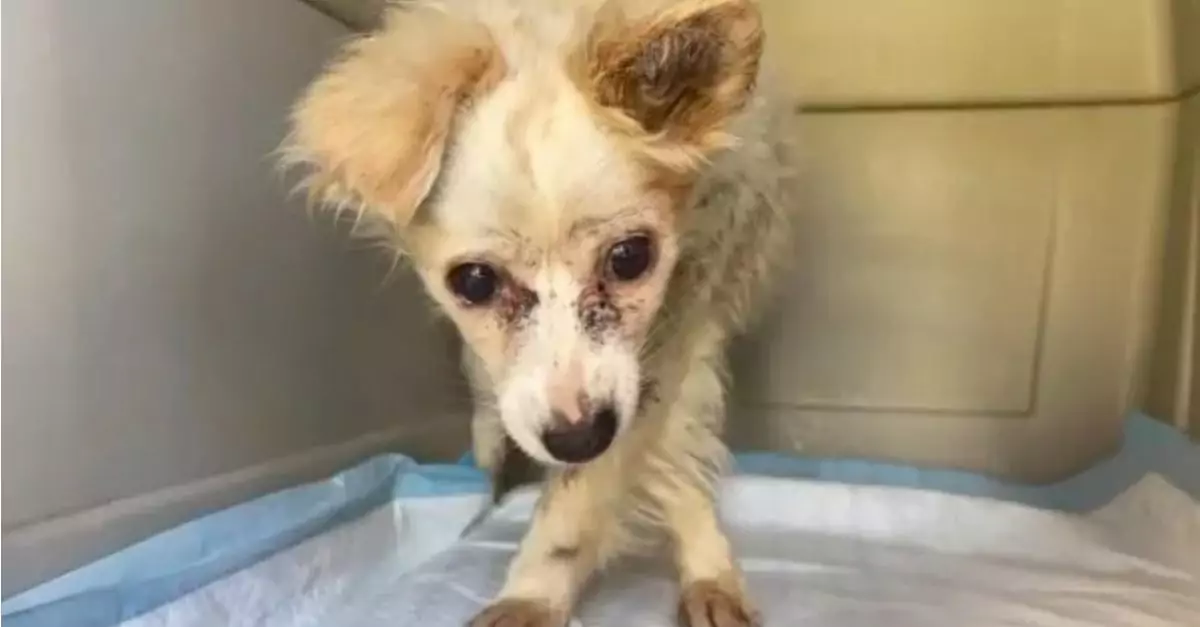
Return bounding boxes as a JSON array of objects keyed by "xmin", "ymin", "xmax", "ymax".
[{"xmin": 4, "ymin": 413, "xmax": 1198, "ymax": 627}]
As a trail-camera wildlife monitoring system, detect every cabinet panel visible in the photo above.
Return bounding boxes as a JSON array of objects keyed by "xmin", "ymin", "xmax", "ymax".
[
  {"xmin": 761, "ymin": 0, "xmax": 1185, "ymax": 105},
  {"xmin": 729, "ymin": 105, "xmax": 1175, "ymax": 481},
  {"xmin": 736, "ymin": 113, "xmax": 1055, "ymax": 414}
]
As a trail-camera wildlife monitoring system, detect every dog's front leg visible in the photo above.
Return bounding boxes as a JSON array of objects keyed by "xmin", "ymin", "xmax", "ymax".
[
  {"xmin": 468, "ymin": 467, "xmax": 618, "ymax": 627},
  {"xmin": 653, "ymin": 361, "xmax": 760, "ymax": 627},
  {"xmin": 666, "ymin": 491, "xmax": 759, "ymax": 627}
]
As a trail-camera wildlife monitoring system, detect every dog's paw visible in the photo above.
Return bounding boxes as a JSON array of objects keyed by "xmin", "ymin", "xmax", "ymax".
[
  {"xmin": 467, "ymin": 598, "xmax": 565, "ymax": 627},
  {"xmin": 677, "ymin": 580, "xmax": 762, "ymax": 627}
]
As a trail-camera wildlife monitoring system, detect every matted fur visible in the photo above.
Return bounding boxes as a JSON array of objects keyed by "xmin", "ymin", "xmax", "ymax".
[{"xmin": 283, "ymin": 1, "xmax": 797, "ymax": 625}]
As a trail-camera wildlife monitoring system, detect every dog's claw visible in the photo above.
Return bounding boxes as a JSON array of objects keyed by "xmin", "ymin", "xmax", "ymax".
[
  {"xmin": 468, "ymin": 598, "xmax": 565, "ymax": 627},
  {"xmin": 678, "ymin": 580, "xmax": 762, "ymax": 627}
]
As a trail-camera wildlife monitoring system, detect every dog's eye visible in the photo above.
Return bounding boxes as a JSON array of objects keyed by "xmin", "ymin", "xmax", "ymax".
[
  {"xmin": 447, "ymin": 263, "xmax": 499, "ymax": 305},
  {"xmin": 606, "ymin": 235, "xmax": 654, "ymax": 282}
]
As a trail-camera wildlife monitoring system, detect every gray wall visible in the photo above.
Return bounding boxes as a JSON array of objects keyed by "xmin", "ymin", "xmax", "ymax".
[{"xmin": 2, "ymin": 0, "xmax": 467, "ymax": 595}]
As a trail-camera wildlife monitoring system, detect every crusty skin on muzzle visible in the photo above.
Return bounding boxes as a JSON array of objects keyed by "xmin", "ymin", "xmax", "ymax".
[{"xmin": 282, "ymin": 1, "xmax": 797, "ymax": 625}]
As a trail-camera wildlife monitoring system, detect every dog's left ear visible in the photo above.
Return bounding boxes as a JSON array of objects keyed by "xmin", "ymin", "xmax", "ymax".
[{"xmin": 582, "ymin": 0, "xmax": 763, "ymax": 154}]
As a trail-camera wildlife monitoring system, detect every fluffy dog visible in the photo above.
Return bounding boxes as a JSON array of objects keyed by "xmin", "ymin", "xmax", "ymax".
[{"xmin": 283, "ymin": 0, "xmax": 796, "ymax": 624}]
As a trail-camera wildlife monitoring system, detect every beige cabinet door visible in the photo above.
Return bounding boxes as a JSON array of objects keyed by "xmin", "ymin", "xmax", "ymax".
[
  {"xmin": 728, "ymin": 104, "xmax": 1175, "ymax": 483},
  {"xmin": 723, "ymin": 1, "xmax": 1191, "ymax": 482}
]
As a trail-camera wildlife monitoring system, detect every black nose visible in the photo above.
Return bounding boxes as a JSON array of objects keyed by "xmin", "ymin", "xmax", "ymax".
[{"xmin": 541, "ymin": 406, "xmax": 618, "ymax": 464}]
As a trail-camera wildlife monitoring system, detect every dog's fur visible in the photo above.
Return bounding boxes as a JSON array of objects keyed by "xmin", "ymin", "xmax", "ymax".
[{"xmin": 282, "ymin": 1, "xmax": 796, "ymax": 625}]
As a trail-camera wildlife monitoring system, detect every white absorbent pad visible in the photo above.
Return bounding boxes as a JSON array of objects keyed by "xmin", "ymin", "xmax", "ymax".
[{"xmin": 122, "ymin": 474, "xmax": 1200, "ymax": 627}]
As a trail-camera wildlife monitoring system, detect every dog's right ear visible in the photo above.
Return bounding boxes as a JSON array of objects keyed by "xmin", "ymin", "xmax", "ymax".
[
  {"xmin": 283, "ymin": 8, "xmax": 503, "ymax": 231},
  {"xmin": 581, "ymin": 0, "xmax": 764, "ymax": 158}
]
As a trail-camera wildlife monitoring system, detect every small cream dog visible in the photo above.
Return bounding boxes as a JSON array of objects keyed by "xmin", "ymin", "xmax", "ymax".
[{"xmin": 283, "ymin": 0, "xmax": 796, "ymax": 624}]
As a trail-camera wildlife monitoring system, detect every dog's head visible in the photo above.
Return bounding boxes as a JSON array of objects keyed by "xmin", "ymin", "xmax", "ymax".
[{"xmin": 285, "ymin": 0, "xmax": 763, "ymax": 466}]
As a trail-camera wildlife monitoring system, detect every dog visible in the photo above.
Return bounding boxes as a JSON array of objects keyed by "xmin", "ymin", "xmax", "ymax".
[{"xmin": 283, "ymin": 0, "xmax": 796, "ymax": 624}]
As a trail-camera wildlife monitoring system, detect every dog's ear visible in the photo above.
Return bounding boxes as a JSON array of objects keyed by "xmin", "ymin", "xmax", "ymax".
[
  {"xmin": 284, "ymin": 8, "xmax": 503, "ymax": 230},
  {"xmin": 582, "ymin": 0, "xmax": 763, "ymax": 153}
]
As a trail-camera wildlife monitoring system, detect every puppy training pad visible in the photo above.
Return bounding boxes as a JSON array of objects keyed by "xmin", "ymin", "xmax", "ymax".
[{"xmin": 123, "ymin": 475, "xmax": 1199, "ymax": 626}]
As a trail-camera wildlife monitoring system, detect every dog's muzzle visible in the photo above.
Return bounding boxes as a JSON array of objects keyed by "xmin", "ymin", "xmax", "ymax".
[{"xmin": 540, "ymin": 405, "xmax": 618, "ymax": 464}]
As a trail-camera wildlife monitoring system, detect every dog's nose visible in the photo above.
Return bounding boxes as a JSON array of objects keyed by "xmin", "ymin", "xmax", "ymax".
[{"xmin": 541, "ymin": 406, "xmax": 618, "ymax": 464}]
